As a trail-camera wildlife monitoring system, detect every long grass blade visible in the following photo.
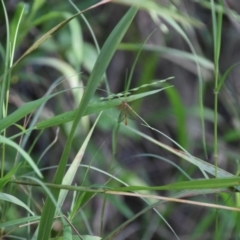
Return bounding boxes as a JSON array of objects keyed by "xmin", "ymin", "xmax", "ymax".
[
  {"xmin": 0, "ymin": 135, "xmax": 42, "ymax": 178},
  {"xmin": 0, "ymin": 193, "xmax": 35, "ymax": 216},
  {"xmin": 37, "ymin": 7, "xmax": 138, "ymax": 239},
  {"xmin": 36, "ymin": 87, "xmax": 171, "ymax": 129}
]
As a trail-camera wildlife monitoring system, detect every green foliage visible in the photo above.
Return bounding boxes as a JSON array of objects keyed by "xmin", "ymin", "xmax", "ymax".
[{"xmin": 1, "ymin": 0, "xmax": 240, "ymax": 239}]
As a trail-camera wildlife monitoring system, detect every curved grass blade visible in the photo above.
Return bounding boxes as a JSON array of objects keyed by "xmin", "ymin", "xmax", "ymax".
[
  {"xmin": 118, "ymin": 43, "xmax": 213, "ymax": 75},
  {"xmin": 0, "ymin": 193, "xmax": 35, "ymax": 216},
  {"xmin": 128, "ymin": 126, "xmax": 240, "ymax": 191},
  {"xmin": 217, "ymin": 62, "xmax": 240, "ymax": 92},
  {"xmin": 0, "ymin": 135, "xmax": 42, "ymax": 178},
  {"xmin": 57, "ymin": 113, "xmax": 102, "ymax": 209},
  {"xmin": 37, "ymin": 7, "xmax": 138, "ymax": 240},
  {"xmin": 101, "ymin": 76, "xmax": 174, "ymax": 100},
  {"xmin": 0, "ymin": 91, "xmax": 62, "ymax": 132},
  {"xmin": 112, "ymin": 0, "xmax": 202, "ymax": 27},
  {"xmin": 0, "ymin": 164, "xmax": 21, "ymax": 190},
  {"xmin": 11, "ymin": 0, "xmax": 109, "ymax": 69}
]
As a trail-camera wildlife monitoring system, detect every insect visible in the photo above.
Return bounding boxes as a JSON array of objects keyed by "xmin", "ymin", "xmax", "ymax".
[{"xmin": 118, "ymin": 101, "xmax": 134, "ymax": 125}]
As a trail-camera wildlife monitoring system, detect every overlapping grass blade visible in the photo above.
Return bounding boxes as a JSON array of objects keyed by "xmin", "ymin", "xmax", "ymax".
[
  {"xmin": 37, "ymin": 7, "xmax": 138, "ymax": 239},
  {"xmin": 36, "ymin": 86, "xmax": 172, "ymax": 129},
  {"xmin": 0, "ymin": 92, "xmax": 61, "ymax": 132},
  {"xmin": 0, "ymin": 136, "xmax": 42, "ymax": 178},
  {"xmin": 113, "ymin": 0, "xmax": 202, "ymax": 26},
  {"xmin": 0, "ymin": 193, "xmax": 35, "ymax": 216},
  {"xmin": 57, "ymin": 113, "xmax": 102, "ymax": 209},
  {"xmin": 0, "ymin": 216, "xmax": 41, "ymax": 228},
  {"xmin": 0, "ymin": 164, "xmax": 21, "ymax": 190}
]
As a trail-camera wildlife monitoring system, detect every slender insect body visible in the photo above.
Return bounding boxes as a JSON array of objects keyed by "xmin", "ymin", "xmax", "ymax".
[{"xmin": 118, "ymin": 101, "xmax": 134, "ymax": 125}]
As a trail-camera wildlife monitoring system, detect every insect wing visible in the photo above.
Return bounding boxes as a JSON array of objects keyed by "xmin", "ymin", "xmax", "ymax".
[
  {"xmin": 125, "ymin": 106, "xmax": 135, "ymax": 120},
  {"xmin": 118, "ymin": 102, "xmax": 134, "ymax": 125},
  {"xmin": 118, "ymin": 109, "xmax": 126, "ymax": 123}
]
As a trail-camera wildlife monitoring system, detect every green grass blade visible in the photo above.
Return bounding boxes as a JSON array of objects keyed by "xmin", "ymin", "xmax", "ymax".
[
  {"xmin": 0, "ymin": 193, "xmax": 35, "ymax": 216},
  {"xmin": 0, "ymin": 216, "xmax": 41, "ymax": 228},
  {"xmin": 10, "ymin": 1, "xmax": 109, "ymax": 70},
  {"xmin": 49, "ymin": 236, "xmax": 101, "ymax": 240},
  {"xmin": 111, "ymin": 177, "xmax": 240, "ymax": 192},
  {"xmin": 14, "ymin": 176, "xmax": 240, "ymax": 194},
  {"xmin": 30, "ymin": 0, "xmax": 45, "ymax": 19},
  {"xmin": 0, "ymin": 91, "xmax": 66, "ymax": 132},
  {"xmin": 0, "ymin": 0, "xmax": 11, "ymax": 119},
  {"xmin": 103, "ymin": 199, "xmax": 180, "ymax": 240},
  {"xmin": 164, "ymin": 84, "xmax": 187, "ymax": 148},
  {"xmin": 37, "ymin": 7, "xmax": 138, "ymax": 239},
  {"xmin": 36, "ymin": 87, "xmax": 171, "ymax": 129},
  {"xmin": 113, "ymin": 0, "xmax": 202, "ymax": 26},
  {"xmin": 12, "ymin": 11, "xmax": 82, "ymax": 68},
  {"xmin": 27, "ymin": 57, "xmax": 83, "ymax": 109},
  {"xmin": 0, "ymin": 135, "xmax": 42, "ymax": 178},
  {"xmin": 217, "ymin": 62, "xmax": 240, "ymax": 92},
  {"xmin": 0, "ymin": 163, "xmax": 21, "ymax": 190},
  {"xmin": 119, "ymin": 43, "xmax": 214, "ymax": 72},
  {"xmin": 63, "ymin": 225, "xmax": 72, "ymax": 240},
  {"xmin": 128, "ymin": 127, "xmax": 240, "ymax": 186},
  {"xmin": 57, "ymin": 113, "xmax": 102, "ymax": 209}
]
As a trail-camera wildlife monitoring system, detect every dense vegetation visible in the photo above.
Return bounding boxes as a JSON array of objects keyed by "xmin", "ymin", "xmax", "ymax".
[{"xmin": 1, "ymin": 0, "xmax": 240, "ymax": 239}]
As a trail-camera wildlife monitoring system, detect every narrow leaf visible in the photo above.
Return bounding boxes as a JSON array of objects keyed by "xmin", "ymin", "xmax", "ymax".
[
  {"xmin": 36, "ymin": 87, "xmax": 172, "ymax": 129},
  {"xmin": 0, "ymin": 91, "xmax": 60, "ymax": 132},
  {"xmin": 0, "ymin": 136, "xmax": 42, "ymax": 178},
  {"xmin": 0, "ymin": 193, "xmax": 35, "ymax": 216},
  {"xmin": 37, "ymin": 7, "xmax": 138, "ymax": 240},
  {"xmin": 0, "ymin": 164, "xmax": 21, "ymax": 190},
  {"xmin": 57, "ymin": 113, "xmax": 102, "ymax": 208}
]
